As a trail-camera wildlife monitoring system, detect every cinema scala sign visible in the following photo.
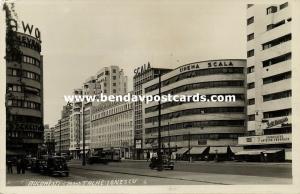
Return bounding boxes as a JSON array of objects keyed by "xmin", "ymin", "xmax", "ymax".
[
  {"xmin": 179, "ymin": 61, "xmax": 234, "ymax": 72},
  {"xmin": 9, "ymin": 19, "xmax": 41, "ymax": 41}
]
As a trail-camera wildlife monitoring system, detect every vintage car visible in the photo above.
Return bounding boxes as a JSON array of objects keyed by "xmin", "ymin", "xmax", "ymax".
[
  {"xmin": 31, "ymin": 159, "xmax": 47, "ymax": 173},
  {"xmin": 149, "ymin": 155, "xmax": 174, "ymax": 170},
  {"xmin": 46, "ymin": 156, "xmax": 69, "ymax": 177}
]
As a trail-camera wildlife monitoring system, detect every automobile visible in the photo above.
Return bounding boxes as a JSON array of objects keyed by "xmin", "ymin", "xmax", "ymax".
[
  {"xmin": 60, "ymin": 153, "xmax": 71, "ymax": 161},
  {"xmin": 149, "ymin": 154, "xmax": 174, "ymax": 170},
  {"xmin": 25, "ymin": 157, "xmax": 37, "ymax": 170},
  {"xmin": 31, "ymin": 159, "xmax": 47, "ymax": 173},
  {"xmin": 88, "ymin": 151, "xmax": 109, "ymax": 164},
  {"xmin": 46, "ymin": 156, "xmax": 69, "ymax": 177}
]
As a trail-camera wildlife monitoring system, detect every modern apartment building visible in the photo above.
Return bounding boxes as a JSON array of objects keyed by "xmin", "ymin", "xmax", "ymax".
[
  {"xmin": 6, "ymin": 19, "xmax": 44, "ymax": 156},
  {"xmin": 54, "ymin": 105, "xmax": 72, "ymax": 154},
  {"xmin": 44, "ymin": 125, "xmax": 55, "ymax": 154},
  {"xmin": 143, "ymin": 59, "xmax": 247, "ymax": 159},
  {"xmin": 90, "ymin": 101, "xmax": 134, "ymax": 159},
  {"xmin": 133, "ymin": 63, "xmax": 171, "ymax": 159},
  {"xmin": 238, "ymin": 3, "xmax": 292, "ymax": 161}
]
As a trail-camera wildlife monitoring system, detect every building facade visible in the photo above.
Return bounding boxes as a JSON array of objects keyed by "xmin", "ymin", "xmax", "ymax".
[
  {"xmin": 44, "ymin": 125, "xmax": 55, "ymax": 154},
  {"xmin": 90, "ymin": 101, "xmax": 134, "ymax": 159},
  {"xmin": 6, "ymin": 20, "xmax": 44, "ymax": 156},
  {"xmin": 143, "ymin": 59, "xmax": 247, "ymax": 159},
  {"xmin": 238, "ymin": 3, "xmax": 292, "ymax": 160},
  {"xmin": 133, "ymin": 63, "xmax": 171, "ymax": 159},
  {"xmin": 54, "ymin": 105, "xmax": 72, "ymax": 154}
]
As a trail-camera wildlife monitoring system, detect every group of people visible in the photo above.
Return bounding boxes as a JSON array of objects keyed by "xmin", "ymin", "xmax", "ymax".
[{"xmin": 6, "ymin": 157, "xmax": 27, "ymax": 174}]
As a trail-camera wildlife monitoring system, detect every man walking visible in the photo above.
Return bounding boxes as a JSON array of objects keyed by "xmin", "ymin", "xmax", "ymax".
[{"xmin": 7, "ymin": 159, "xmax": 13, "ymax": 174}]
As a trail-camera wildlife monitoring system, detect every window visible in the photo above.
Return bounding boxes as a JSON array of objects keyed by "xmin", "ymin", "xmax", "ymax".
[
  {"xmin": 247, "ymin": 82, "xmax": 255, "ymax": 89},
  {"xmin": 247, "ymin": 17, "xmax": 254, "ymax": 25},
  {"xmin": 248, "ymin": 114, "xmax": 255, "ymax": 121},
  {"xmin": 105, "ymin": 71, "xmax": 109, "ymax": 75},
  {"xmin": 247, "ymin": 66, "xmax": 254, "ymax": 74},
  {"xmin": 262, "ymin": 34, "xmax": 291, "ymax": 50},
  {"xmin": 248, "ymin": 98, "xmax": 255, "ymax": 105},
  {"xmin": 266, "ymin": 6, "xmax": 277, "ymax": 15},
  {"xmin": 112, "ymin": 69, "xmax": 116, "ymax": 73},
  {"xmin": 112, "ymin": 76, "xmax": 116, "ymax": 80},
  {"xmin": 263, "ymin": 90, "xmax": 292, "ymax": 101},
  {"xmin": 280, "ymin": 2, "xmax": 288, "ymax": 10},
  {"xmin": 113, "ymin": 89, "xmax": 116, "ymax": 93},
  {"xmin": 247, "ymin": 49, "xmax": 254, "ymax": 58},
  {"xmin": 263, "ymin": 108, "xmax": 291, "ymax": 118},
  {"xmin": 247, "ymin": 4, "xmax": 253, "ymax": 8},
  {"xmin": 263, "ymin": 71, "xmax": 291, "ymax": 84},
  {"xmin": 113, "ymin": 83, "xmax": 116, "ymax": 86},
  {"xmin": 247, "ymin": 33, "xmax": 254, "ymax": 41},
  {"xmin": 267, "ymin": 20, "xmax": 285, "ymax": 31},
  {"xmin": 262, "ymin": 52, "xmax": 291, "ymax": 67}
]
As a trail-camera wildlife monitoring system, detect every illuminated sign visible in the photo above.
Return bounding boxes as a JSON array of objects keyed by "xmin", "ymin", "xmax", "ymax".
[
  {"xmin": 238, "ymin": 133, "xmax": 291, "ymax": 145},
  {"xmin": 179, "ymin": 61, "xmax": 234, "ymax": 72},
  {"xmin": 134, "ymin": 63, "xmax": 151, "ymax": 76},
  {"xmin": 9, "ymin": 19, "xmax": 41, "ymax": 41}
]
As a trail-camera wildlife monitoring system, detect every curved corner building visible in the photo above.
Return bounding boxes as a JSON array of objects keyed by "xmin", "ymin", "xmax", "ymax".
[
  {"xmin": 143, "ymin": 59, "xmax": 246, "ymax": 157},
  {"xmin": 6, "ymin": 22, "xmax": 43, "ymax": 156}
]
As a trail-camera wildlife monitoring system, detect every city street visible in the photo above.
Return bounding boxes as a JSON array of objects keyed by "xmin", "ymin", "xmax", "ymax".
[{"xmin": 6, "ymin": 160, "xmax": 292, "ymax": 186}]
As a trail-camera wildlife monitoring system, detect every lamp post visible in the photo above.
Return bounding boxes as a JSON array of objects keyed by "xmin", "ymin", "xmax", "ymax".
[
  {"xmin": 157, "ymin": 72, "xmax": 163, "ymax": 171},
  {"xmin": 82, "ymin": 109, "xmax": 86, "ymax": 166}
]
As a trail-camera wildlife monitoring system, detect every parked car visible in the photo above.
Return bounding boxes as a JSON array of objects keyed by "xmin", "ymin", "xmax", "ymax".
[
  {"xmin": 149, "ymin": 155, "xmax": 174, "ymax": 170},
  {"xmin": 31, "ymin": 159, "xmax": 47, "ymax": 173},
  {"xmin": 46, "ymin": 156, "xmax": 69, "ymax": 176}
]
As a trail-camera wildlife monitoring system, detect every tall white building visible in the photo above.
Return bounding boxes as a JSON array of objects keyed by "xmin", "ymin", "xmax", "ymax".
[
  {"xmin": 238, "ymin": 3, "xmax": 292, "ymax": 161},
  {"xmin": 90, "ymin": 101, "xmax": 134, "ymax": 159}
]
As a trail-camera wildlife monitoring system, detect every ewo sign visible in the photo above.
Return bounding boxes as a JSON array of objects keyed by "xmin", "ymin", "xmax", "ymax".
[{"xmin": 9, "ymin": 19, "xmax": 41, "ymax": 41}]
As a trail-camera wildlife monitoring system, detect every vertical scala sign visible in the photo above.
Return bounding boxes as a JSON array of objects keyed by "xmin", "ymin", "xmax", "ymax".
[{"xmin": 9, "ymin": 19, "xmax": 41, "ymax": 41}]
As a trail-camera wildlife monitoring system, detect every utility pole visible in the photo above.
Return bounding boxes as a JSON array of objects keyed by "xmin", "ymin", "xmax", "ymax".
[
  {"xmin": 59, "ymin": 119, "xmax": 61, "ymax": 156},
  {"xmin": 82, "ymin": 109, "xmax": 86, "ymax": 166},
  {"xmin": 168, "ymin": 122, "xmax": 171, "ymax": 158},
  {"xmin": 157, "ymin": 72, "xmax": 163, "ymax": 171}
]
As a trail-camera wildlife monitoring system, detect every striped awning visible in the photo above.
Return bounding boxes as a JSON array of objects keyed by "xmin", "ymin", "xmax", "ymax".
[
  {"xmin": 189, "ymin": 147, "xmax": 207, "ymax": 155},
  {"xmin": 175, "ymin": 147, "xmax": 189, "ymax": 155},
  {"xmin": 209, "ymin": 146, "xmax": 228, "ymax": 154}
]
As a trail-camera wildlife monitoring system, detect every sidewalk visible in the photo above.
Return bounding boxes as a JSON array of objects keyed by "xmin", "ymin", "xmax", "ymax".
[{"xmin": 68, "ymin": 161, "xmax": 292, "ymax": 185}]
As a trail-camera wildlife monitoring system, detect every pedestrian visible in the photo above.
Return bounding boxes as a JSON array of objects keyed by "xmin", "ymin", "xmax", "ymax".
[
  {"xmin": 7, "ymin": 159, "xmax": 13, "ymax": 174},
  {"xmin": 147, "ymin": 151, "xmax": 150, "ymax": 162},
  {"xmin": 21, "ymin": 157, "xmax": 26, "ymax": 174},
  {"xmin": 16, "ymin": 157, "xmax": 21, "ymax": 174}
]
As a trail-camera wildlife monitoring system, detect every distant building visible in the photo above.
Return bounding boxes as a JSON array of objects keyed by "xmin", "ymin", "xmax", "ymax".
[
  {"xmin": 44, "ymin": 125, "xmax": 55, "ymax": 154},
  {"xmin": 90, "ymin": 100, "xmax": 134, "ymax": 159},
  {"xmin": 54, "ymin": 104, "xmax": 72, "ymax": 154},
  {"xmin": 238, "ymin": 3, "xmax": 292, "ymax": 161},
  {"xmin": 132, "ymin": 63, "xmax": 172, "ymax": 159}
]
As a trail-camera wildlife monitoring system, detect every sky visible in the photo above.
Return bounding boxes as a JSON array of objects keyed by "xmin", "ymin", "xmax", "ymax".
[{"xmin": 12, "ymin": 0, "xmax": 246, "ymax": 126}]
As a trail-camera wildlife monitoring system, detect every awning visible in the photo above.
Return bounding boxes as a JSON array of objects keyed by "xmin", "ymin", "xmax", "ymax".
[
  {"xmin": 235, "ymin": 150, "xmax": 266, "ymax": 155},
  {"xmin": 6, "ymin": 149, "xmax": 26, "ymax": 156},
  {"xmin": 209, "ymin": 146, "xmax": 228, "ymax": 154},
  {"xmin": 189, "ymin": 147, "xmax": 207, "ymax": 155},
  {"xmin": 263, "ymin": 149, "xmax": 283, "ymax": 154},
  {"xmin": 229, "ymin": 146, "xmax": 244, "ymax": 153},
  {"xmin": 175, "ymin": 147, "xmax": 189, "ymax": 155}
]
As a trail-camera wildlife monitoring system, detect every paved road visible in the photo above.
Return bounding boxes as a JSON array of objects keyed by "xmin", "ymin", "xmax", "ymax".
[
  {"xmin": 6, "ymin": 160, "xmax": 292, "ymax": 186},
  {"xmin": 73, "ymin": 160, "xmax": 292, "ymax": 178}
]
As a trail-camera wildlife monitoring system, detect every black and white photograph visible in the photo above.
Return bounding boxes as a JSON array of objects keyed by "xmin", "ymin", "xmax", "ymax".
[{"xmin": 1, "ymin": 0, "xmax": 299, "ymax": 193}]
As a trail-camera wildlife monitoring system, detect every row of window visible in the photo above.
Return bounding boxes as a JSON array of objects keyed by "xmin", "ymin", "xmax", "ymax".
[
  {"xmin": 146, "ymin": 133, "xmax": 243, "ymax": 144},
  {"xmin": 145, "ymin": 67, "xmax": 244, "ymax": 93},
  {"xmin": 263, "ymin": 52, "xmax": 291, "ymax": 68},
  {"xmin": 147, "ymin": 81, "xmax": 244, "ymax": 98},
  {"xmin": 145, "ymin": 107, "xmax": 245, "ymax": 123},
  {"xmin": 145, "ymin": 120, "xmax": 245, "ymax": 134},
  {"xmin": 263, "ymin": 71, "xmax": 291, "ymax": 84},
  {"xmin": 7, "ymin": 99, "xmax": 41, "ymax": 110},
  {"xmin": 7, "ymin": 84, "xmax": 41, "ymax": 96},
  {"xmin": 262, "ymin": 34, "xmax": 291, "ymax": 50},
  {"xmin": 248, "ymin": 108, "xmax": 291, "ymax": 121},
  {"xmin": 7, "ymin": 68, "xmax": 41, "ymax": 81},
  {"xmin": 145, "ymin": 94, "xmax": 245, "ymax": 114},
  {"xmin": 263, "ymin": 90, "xmax": 292, "ymax": 102},
  {"xmin": 22, "ymin": 55, "xmax": 40, "ymax": 67}
]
